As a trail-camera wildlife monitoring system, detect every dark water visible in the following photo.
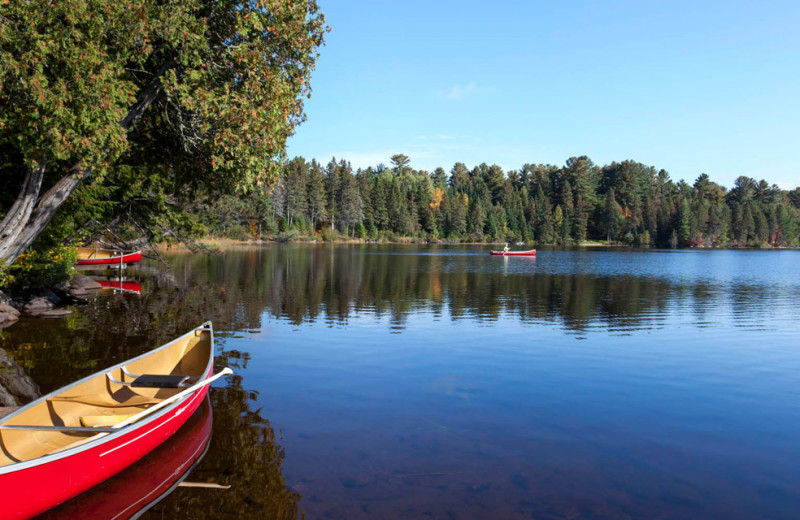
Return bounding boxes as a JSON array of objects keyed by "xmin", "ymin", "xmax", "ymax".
[{"xmin": 4, "ymin": 245, "xmax": 800, "ymax": 519}]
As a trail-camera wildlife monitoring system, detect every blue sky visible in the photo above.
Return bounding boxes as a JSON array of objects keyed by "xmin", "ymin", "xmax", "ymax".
[{"xmin": 286, "ymin": 1, "xmax": 800, "ymax": 190}]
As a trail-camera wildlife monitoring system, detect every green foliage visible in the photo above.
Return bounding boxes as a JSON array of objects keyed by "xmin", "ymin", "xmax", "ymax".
[
  {"xmin": 320, "ymin": 226, "xmax": 339, "ymax": 242},
  {"xmin": 0, "ymin": 261, "xmax": 14, "ymax": 289},
  {"xmin": 355, "ymin": 222, "xmax": 367, "ymax": 239},
  {"xmin": 3, "ymin": 247, "xmax": 75, "ymax": 293},
  {"xmin": 189, "ymin": 155, "xmax": 800, "ymax": 249},
  {"xmin": 0, "ymin": 0, "xmax": 327, "ymax": 261}
]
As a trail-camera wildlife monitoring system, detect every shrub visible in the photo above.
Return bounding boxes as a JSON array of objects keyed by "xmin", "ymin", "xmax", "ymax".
[
  {"xmin": 320, "ymin": 226, "xmax": 340, "ymax": 242},
  {"xmin": 4, "ymin": 247, "xmax": 76, "ymax": 293},
  {"xmin": 225, "ymin": 223, "xmax": 251, "ymax": 241}
]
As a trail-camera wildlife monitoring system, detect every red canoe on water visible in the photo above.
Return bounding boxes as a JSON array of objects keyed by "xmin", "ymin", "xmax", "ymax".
[
  {"xmin": 75, "ymin": 247, "xmax": 143, "ymax": 265},
  {"xmin": 489, "ymin": 249, "xmax": 536, "ymax": 256},
  {"xmin": 0, "ymin": 322, "xmax": 230, "ymax": 519},
  {"xmin": 39, "ymin": 395, "xmax": 213, "ymax": 520}
]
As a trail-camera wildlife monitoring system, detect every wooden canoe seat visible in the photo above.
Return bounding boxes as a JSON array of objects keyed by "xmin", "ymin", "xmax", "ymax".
[
  {"xmin": 47, "ymin": 394, "xmax": 159, "ymax": 408},
  {"xmin": 80, "ymin": 414, "xmax": 135, "ymax": 428}
]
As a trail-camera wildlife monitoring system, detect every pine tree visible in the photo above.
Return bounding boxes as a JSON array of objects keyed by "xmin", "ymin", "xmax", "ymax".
[
  {"xmin": 284, "ymin": 157, "xmax": 308, "ymax": 227},
  {"xmin": 469, "ymin": 202, "xmax": 486, "ymax": 241},
  {"xmin": 604, "ymin": 189, "xmax": 620, "ymax": 242},
  {"xmin": 306, "ymin": 160, "xmax": 327, "ymax": 232}
]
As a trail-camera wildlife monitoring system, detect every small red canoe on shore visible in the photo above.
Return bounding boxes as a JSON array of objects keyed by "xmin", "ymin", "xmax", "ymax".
[
  {"xmin": 489, "ymin": 249, "xmax": 536, "ymax": 256},
  {"xmin": 0, "ymin": 322, "xmax": 230, "ymax": 519},
  {"xmin": 75, "ymin": 248, "xmax": 143, "ymax": 265}
]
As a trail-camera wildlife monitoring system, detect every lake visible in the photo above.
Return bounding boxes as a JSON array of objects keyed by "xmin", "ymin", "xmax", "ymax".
[{"xmin": 4, "ymin": 245, "xmax": 800, "ymax": 519}]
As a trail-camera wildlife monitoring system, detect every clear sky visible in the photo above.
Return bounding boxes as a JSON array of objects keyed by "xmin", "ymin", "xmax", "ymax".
[{"xmin": 286, "ymin": 1, "xmax": 800, "ymax": 190}]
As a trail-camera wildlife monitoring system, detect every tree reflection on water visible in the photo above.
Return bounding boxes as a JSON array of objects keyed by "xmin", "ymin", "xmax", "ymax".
[
  {"xmin": 146, "ymin": 379, "xmax": 301, "ymax": 520},
  {"xmin": 2, "ymin": 245, "xmax": 793, "ymax": 519}
]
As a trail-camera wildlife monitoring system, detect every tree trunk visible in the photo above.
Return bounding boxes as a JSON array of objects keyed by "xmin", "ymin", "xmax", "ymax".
[
  {"xmin": 0, "ymin": 160, "xmax": 46, "ymax": 262},
  {"xmin": 0, "ymin": 164, "xmax": 94, "ymax": 262},
  {"xmin": 0, "ymin": 63, "xmax": 171, "ymax": 265}
]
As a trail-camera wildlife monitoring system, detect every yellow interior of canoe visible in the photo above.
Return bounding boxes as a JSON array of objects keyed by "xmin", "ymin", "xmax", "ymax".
[
  {"xmin": 0, "ymin": 329, "xmax": 211, "ymax": 467},
  {"xmin": 75, "ymin": 247, "xmax": 124, "ymax": 260}
]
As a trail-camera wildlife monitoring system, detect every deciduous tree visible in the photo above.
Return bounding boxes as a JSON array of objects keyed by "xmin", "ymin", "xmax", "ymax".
[{"xmin": 0, "ymin": 0, "xmax": 326, "ymax": 262}]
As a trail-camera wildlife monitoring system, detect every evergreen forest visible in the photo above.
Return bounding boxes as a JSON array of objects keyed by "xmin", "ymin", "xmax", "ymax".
[{"xmin": 198, "ymin": 154, "xmax": 800, "ymax": 247}]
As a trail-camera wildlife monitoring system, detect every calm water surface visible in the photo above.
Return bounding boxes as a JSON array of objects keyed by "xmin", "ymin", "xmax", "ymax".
[{"xmin": 4, "ymin": 245, "xmax": 800, "ymax": 519}]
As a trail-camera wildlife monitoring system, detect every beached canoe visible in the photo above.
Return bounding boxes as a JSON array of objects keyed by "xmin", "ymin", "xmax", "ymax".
[
  {"xmin": 489, "ymin": 249, "xmax": 536, "ymax": 256},
  {"xmin": 0, "ymin": 322, "xmax": 230, "ymax": 519},
  {"xmin": 75, "ymin": 247, "xmax": 143, "ymax": 265},
  {"xmin": 38, "ymin": 395, "xmax": 213, "ymax": 520}
]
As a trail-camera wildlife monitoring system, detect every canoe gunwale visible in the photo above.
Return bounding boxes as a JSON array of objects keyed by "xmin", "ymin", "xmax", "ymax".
[
  {"xmin": 0, "ymin": 322, "xmax": 215, "ymax": 475},
  {"xmin": 75, "ymin": 250, "xmax": 142, "ymax": 265}
]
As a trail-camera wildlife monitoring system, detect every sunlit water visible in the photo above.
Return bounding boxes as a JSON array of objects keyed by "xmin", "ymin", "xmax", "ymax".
[{"xmin": 4, "ymin": 245, "xmax": 800, "ymax": 519}]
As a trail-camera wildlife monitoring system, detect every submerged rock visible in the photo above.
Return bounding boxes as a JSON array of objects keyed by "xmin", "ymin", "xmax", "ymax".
[
  {"xmin": 0, "ymin": 302, "xmax": 20, "ymax": 328},
  {"xmin": 1, "ymin": 273, "xmax": 102, "ymax": 326},
  {"xmin": 0, "ymin": 348, "xmax": 40, "ymax": 407},
  {"xmin": 36, "ymin": 309, "xmax": 74, "ymax": 318}
]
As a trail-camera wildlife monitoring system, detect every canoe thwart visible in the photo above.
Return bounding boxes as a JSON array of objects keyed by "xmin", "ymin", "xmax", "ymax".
[
  {"xmin": 130, "ymin": 374, "xmax": 196, "ymax": 388},
  {"xmin": 47, "ymin": 394, "xmax": 159, "ymax": 408}
]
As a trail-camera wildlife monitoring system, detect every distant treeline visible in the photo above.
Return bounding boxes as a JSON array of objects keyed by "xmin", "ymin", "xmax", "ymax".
[{"xmin": 196, "ymin": 154, "xmax": 800, "ymax": 247}]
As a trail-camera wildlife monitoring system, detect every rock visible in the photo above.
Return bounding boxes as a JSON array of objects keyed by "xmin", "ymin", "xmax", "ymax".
[
  {"xmin": 18, "ymin": 288, "xmax": 62, "ymax": 315},
  {"xmin": 70, "ymin": 274, "xmax": 103, "ymax": 290},
  {"xmin": 69, "ymin": 286, "xmax": 89, "ymax": 297},
  {"xmin": 23, "ymin": 296, "xmax": 55, "ymax": 315},
  {"xmin": 0, "ymin": 303, "xmax": 20, "ymax": 328},
  {"xmin": 51, "ymin": 283, "xmax": 87, "ymax": 305},
  {"xmin": 0, "ymin": 348, "xmax": 40, "ymax": 407},
  {"xmin": 0, "ymin": 303, "xmax": 20, "ymax": 318},
  {"xmin": 35, "ymin": 309, "xmax": 74, "ymax": 318},
  {"xmin": 0, "ymin": 302, "xmax": 21, "ymax": 328}
]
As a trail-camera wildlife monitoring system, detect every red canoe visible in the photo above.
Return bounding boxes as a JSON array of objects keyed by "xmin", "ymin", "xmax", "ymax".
[
  {"xmin": 75, "ymin": 247, "xmax": 143, "ymax": 265},
  {"xmin": 38, "ymin": 395, "xmax": 213, "ymax": 520},
  {"xmin": 0, "ymin": 322, "xmax": 230, "ymax": 519},
  {"xmin": 489, "ymin": 249, "xmax": 536, "ymax": 256}
]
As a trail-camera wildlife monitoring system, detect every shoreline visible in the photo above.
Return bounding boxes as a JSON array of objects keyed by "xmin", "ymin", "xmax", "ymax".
[{"xmin": 154, "ymin": 237, "xmax": 796, "ymax": 253}]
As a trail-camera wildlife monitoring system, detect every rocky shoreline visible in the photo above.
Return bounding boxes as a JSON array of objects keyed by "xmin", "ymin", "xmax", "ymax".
[
  {"xmin": 0, "ymin": 275, "xmax": 106, "ymax": 407},
  {"xmin": 0, "ymin": 274, "xmax": 103, "ymax": 329}
]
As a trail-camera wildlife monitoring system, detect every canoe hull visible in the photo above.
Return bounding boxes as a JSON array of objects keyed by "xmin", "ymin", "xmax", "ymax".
[
  {"xmin": 38, "ymin": 395, "xmax": 213, "ymax": 519},
  {"xmin": 0, "ymin": 323, "xmax": 215, "ymax": 519},
  {"xmin": 489, "ymin": 250, "xmax": 536, "ymax": 256},
  {"xmin": 0, "ymin": 372, "xmax": 210, "ymax": 519},
  {"xmin": 76, "ymin": 251, "xmax": 142, "ymax": 265}
]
